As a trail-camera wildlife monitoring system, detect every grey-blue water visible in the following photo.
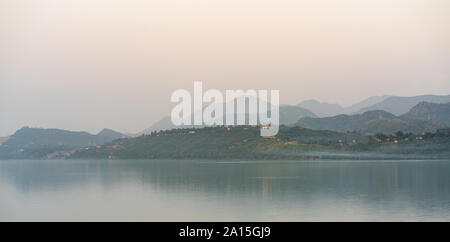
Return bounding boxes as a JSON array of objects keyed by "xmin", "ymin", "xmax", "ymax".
[{"xmin": 1, "ymin": 159, "xmax": 450, "ymax": 221}]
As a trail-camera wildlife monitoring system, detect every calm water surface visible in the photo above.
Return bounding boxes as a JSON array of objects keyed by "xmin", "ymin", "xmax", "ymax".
[{"xmin": 1, "ymin": 159, "xmax": 450, "ymax": 221}]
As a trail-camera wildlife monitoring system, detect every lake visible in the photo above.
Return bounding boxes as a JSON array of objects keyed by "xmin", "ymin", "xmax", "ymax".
[{"xmin": 1, "ymin": 159, "xmax": 450, "ymax": 221}]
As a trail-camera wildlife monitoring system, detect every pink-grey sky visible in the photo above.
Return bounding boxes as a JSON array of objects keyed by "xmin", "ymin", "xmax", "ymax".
[{"xmin": 1, "ymin": 0, "xmax": 449, "ymax": 136}]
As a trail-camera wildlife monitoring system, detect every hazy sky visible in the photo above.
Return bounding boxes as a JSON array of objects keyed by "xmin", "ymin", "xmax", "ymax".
[{"xmin": 1, "ymin": 0, "xmax": 449, "ymax": 136}]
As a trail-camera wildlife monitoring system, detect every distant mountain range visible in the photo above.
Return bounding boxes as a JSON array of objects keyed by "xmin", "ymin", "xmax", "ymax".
[
  {"xmin": 278, "ymin": 105, "xmax": 318, "ymax": 124},
  {"xmin": 96, "ymin": 128, "xmax": 128, "ymax": 141},
  {"xmin": 297, "ymin": 99, "xmax": 344, "ymax": 117},
  {"xmin": 297, "ymin": 94, "xmax": 450, "ymax": 117},
  {"xmin": 297, "ymin": 95, "xmax": 391, "ymax": 117},
  {"xmin": 2, "ymin": 93, "xmax": 450, "ymax": 160},
  {"xmin": 140, "ymin": 104, "xmax": 317, "ymax": 135},
  {"xmin": 296, "ymin": 110, "xmax": 397, "ymax": 133},
  {"xmin": 356, "ymin": 95, "xmax": 450, "ymax": 115},
  {"xmin": 142, "ymin": 94, "xmax": 450, "ymax": 135},
  {"xmin": 402, "ymin": 102, "xmax": 450, "ymax": 126},
  {"xmin": 295, "ymin": 102, "xmax": 449, "ymax": 134},
  {"xmin": 0, "ymin": 127, "xmax": 127, "ymax": 159}
]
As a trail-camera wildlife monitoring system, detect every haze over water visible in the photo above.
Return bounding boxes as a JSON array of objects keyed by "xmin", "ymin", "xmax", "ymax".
[{"xmin": 1, "ymin": 159, "xmax": 450, "ymax": 221}]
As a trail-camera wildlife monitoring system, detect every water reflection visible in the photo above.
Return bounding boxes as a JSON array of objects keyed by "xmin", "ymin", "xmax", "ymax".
[{"xmin": 1, "ymin": 160, "xmax": 450, "ymax": 221}]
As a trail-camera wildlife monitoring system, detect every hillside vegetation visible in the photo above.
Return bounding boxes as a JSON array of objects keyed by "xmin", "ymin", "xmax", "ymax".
[
  {"xmin": 0, "ymin": 127, "xmax": 127, "ymax": 159},
  {"xmin": 70, "ymin": 126, "xmax": 450, "ymax": 160}
]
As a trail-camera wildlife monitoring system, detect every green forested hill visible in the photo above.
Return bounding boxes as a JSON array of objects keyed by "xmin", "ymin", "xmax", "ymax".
[
  {"xmin": 0, "ymin": 127, "xmax": 127, "ymax": 159},
  {"xmin": 70, "ymin": 126, "xmax": 450, "ymax": 160},
  {"xmin": 295, "ymin": 109, "xmax": 441, "ymax": 134},
  {"xmin": 295, "ymin": 110, "xmax": 397, "ymax": 132},
  {"xmin": 3, "ymin": 125, "xmax": 449, "ymax": 160},
  {"xmin": 401, "ymin": 102, "xmax": 450, "ymax": 126},
  {"xmin": 357, "ymin": 95, "xmax": 450, "ymax": 115},
  {"xmin": 70, "ymin": 126, "xmax": 362, "ymax": 159}
]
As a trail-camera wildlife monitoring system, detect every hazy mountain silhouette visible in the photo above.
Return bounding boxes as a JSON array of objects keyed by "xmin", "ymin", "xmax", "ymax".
[
  {"xmin": 297, "ymin": 99, "xmax": 345, "ymax": 117},
  {"xmin": 401, "ymin": 102, "xmax": 450, "ymax": 126},
  {"xmin": 358, "ymin": 118, "xmax": 440, "ymax": 134},
  {"xmin": 144, "ymin": 94, "xmax": 450, "ymax": 134},
  {"xmin": 357, "ymin": 95, "xmax": 450, "ymax": 115},
  {"xmin": 296, "ymin": 110, "xmax": 396, "ymax": 133},
  {"xmin": 297, "ymin": 95, "xmax": 391, "ymax": 117},
  {"xmin": 295, "ymin": 108, "xmax": 441, "ymax": 134},
  {"xmin": 346, "ymin": 95, "xmax": 392, "ymax": 113},
  {"xmin": 278, "ymin": 105, "xmax": 317, "ymax": 124},
  {"xmin": 0, "ymin": 127, "xmax": 127, "ymax": 159},
  {"xmin": 140, "ymin": 103, "xmax": 317, "ymax": 135},
  {"xmin": 97, "ymin": 128, "xmax": 128, "ymax": 141}
]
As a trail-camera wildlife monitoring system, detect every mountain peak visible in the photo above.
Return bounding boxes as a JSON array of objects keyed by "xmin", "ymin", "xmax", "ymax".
[
  {"xmin": 297, "ymin": 99, "xmax": 344, "ymax": 117},
  {"xmin": 402, "ymin": 101, "xmax": 450, "ymax": 126},
  {"xmin": 97, "ymin": 128, "xmax": 127, "ymax": 139},
  {"xmin": 357, "ymin": 94, "xmax": 450, "ymax": 115},
  {"xmin": 294, "ymin": 108, "xmax": 437, "ymax": 134}
]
